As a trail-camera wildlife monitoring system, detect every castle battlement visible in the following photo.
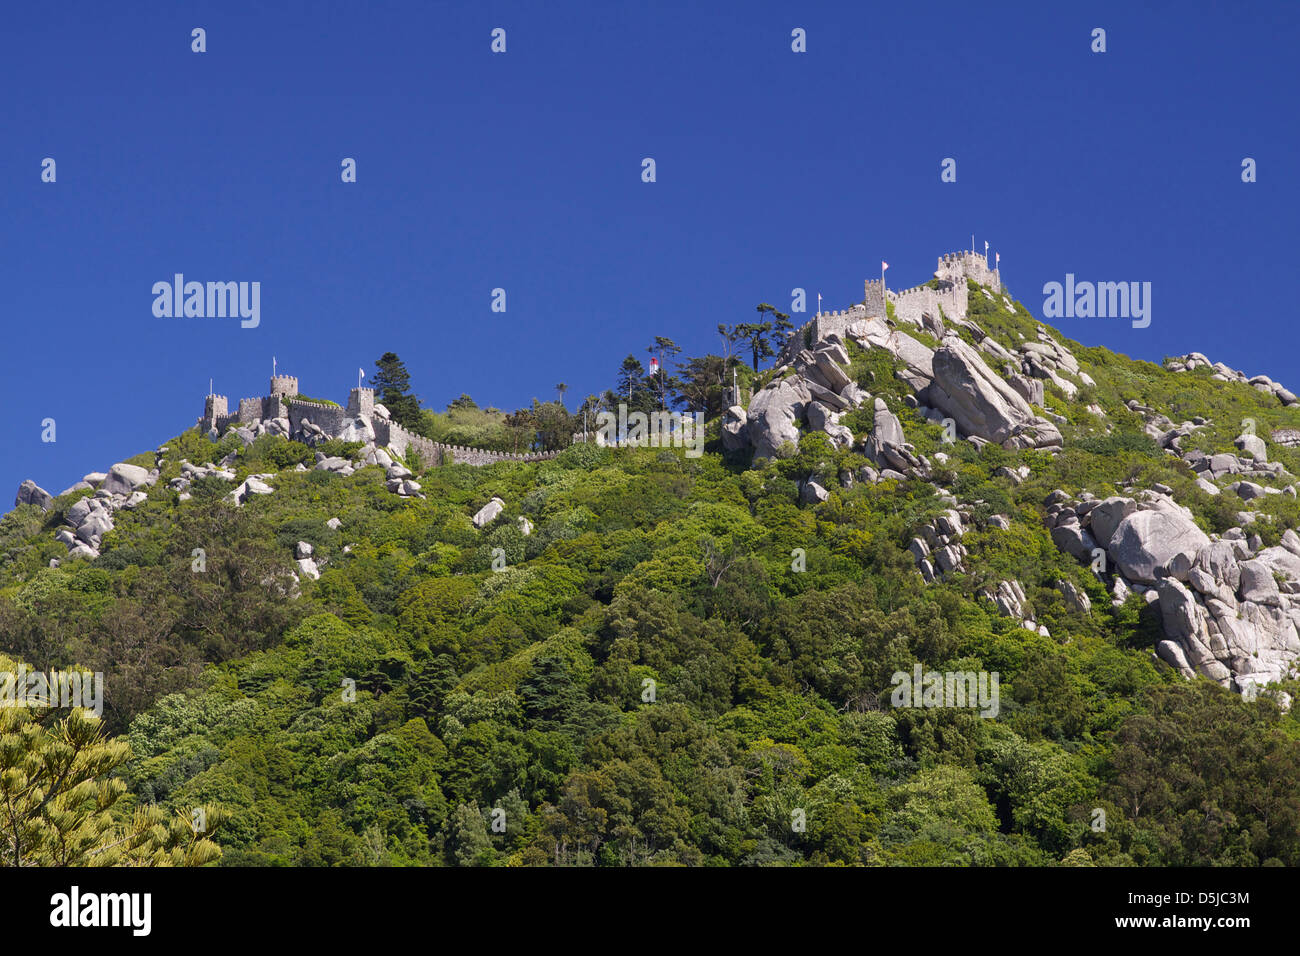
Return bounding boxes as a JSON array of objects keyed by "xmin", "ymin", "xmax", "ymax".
[
  {"xmin": 781, "ymin": 244, "xmax": 1004, "ymax": 361},
  {"xmin": 198, "ymin": 372, "xmax": 562, "ymax": 468},
  {"xmin": 935, "ymin": 250, "xmax": 1001, "ymax": 293},
  {"xmin": 347, "ymin": 387, "xmax": 374, "ymax": 418},
  {"xmin": 270, "ymin": 375, "xmax": 299, "ymax": 398}
]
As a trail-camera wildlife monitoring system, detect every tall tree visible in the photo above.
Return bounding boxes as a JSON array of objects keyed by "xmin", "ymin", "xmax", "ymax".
[
  {"xmin": 767, "ymin": 308, "xmax": 793, "ymax": 357},
  {"xmin": 555, "ymin": 383, "xmax": 569, "ymax": 408},
  {"xmin": 674, "ymin": 354, "xmax": 729, "ymax": 418},
  {"xmin": 646, "ymin": 337, "xmax": 682, "ymax": 410},
  {"xmin": 734, "ymin": 320, "xmax": 775, "ymax": 371},
  {"xmin": 372, "ymin": 352, "xmax": 423, "ymax": 428},
  {"xmin": 754, "ymin": 304, "xmax": 793, "ymax": 364},
  {"xmin": 617, "ymin": 355, "xmax": 644, "ymax": 399}
]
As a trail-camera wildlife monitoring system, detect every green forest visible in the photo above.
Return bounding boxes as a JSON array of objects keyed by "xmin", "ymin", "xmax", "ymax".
[{"xmin": 3, "ymin": 287, "xmax": 1300, "ymax": 867}]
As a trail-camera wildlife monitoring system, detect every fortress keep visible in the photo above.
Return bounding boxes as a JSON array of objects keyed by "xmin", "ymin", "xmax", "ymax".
[{"xmin": 783, "ymin": 249, "xmax": 1003, "ymax": 362}]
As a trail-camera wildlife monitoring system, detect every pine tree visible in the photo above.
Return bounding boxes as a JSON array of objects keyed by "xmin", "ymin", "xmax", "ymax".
[
  {"xmin": 0, "ymin": 686, "xmax": 225, "ymax": 866},
  {"xmin": 372, "ymin": 352, "xmax": 423, "ymax": 429}
]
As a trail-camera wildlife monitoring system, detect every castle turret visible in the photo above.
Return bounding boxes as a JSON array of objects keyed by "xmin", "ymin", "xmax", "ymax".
[
  {"xmin": 935, "ymin": 251, "xmax": 1001, "ymax": 293},
  {"xmin": 204, "ymin": 393, "xmax": 228, "ymax": 420},
  {"xmin": 347, "ymin": 386, "xmax": 375, "ymax": 418},
  {"xmin": 863, "ymin": 278, "xmax": 887, "ymax": 318},
  {"xmin": 270, "ymin": 374, "xmax": 299, "ymax": 398},
  {"xmin": 201, "ymin": 393, "xmax": 229, "ymax": 431}
]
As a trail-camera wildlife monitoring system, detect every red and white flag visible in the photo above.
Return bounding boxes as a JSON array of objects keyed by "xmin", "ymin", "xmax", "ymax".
[
  {"xmin": 882, "ymin": 261, "xmax": 889, "ymax": 271},
  {"xmin": 995, "ymin": 252, "xmax": 1000, "ymax": 265},
  {"xmin": 650, "ymin": 358, "xmax": 660, "ymax": 375}
]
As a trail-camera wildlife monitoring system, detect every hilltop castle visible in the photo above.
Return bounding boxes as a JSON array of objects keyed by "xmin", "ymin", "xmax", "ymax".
[
  {"xmin": 783, "ymin": 249, "xmax": 1002, "ymax": 362},
  {"xmin": 200, "ymin": 375, "xmax": 557, "ymax": 467}
]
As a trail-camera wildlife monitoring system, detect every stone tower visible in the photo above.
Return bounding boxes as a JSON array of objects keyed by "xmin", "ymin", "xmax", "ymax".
[
  {"xmin": 270, "ymin": 375, "xmax": 299, "ymax": 399},
  {"xmin": 347, "ymin": 386, "xmax": 375, "ymax": 418},
  {"xmin": 204, "ymin": 394, "xmax": 229, "ymax": 420}
]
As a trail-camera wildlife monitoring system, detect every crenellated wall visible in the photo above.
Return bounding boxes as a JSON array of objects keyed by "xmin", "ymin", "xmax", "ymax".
[
  {"xmin": 378, "ymin": 418, "xmax": 559, "ymax": 466},
  {"xmin": 936, "ymin": 250, "xmax": 1001, "ymax": 292},
  {"xmin": 781, "ymin": 247, "xmax": 1003, "ymax": 360},
  {"xmin": 199, "ymin": 374, "xmax": 560, "ymax": 467},
  {"xmin": 889, "ymin": 282, "xmax": 965, "ymax": 327},
  {"xmin": 287, "ymin": 398, "xmax": 346, "ymax": 436}
]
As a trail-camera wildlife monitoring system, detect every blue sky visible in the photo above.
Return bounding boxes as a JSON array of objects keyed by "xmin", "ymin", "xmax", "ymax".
[{"xmin": 3, "ymin": 0, "xmax": 1297, "ymax": 499}]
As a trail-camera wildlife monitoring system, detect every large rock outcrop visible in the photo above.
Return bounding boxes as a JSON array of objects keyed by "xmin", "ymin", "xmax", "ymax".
[
  {"xmin": 14, "ymin": 480, "xmax": 54, "ymax": 511},
  {"xmin": 926, "ymin": 335, "xmax": 1062, "ymax": 450},
  {"xmin": 1108, "ymin": 509, "xmax": 1211, "ymax": 585},
  {"xmin": 1045, "ymin": 488, "xmax": 1300, "ymax": 693},
  {"xmin": 744, "ymin": 336, "xmax": 871, "ymax": 459},
  {"xmin": 100, "ymin": 462, "xmax": 154, "ymax": 497},
  {"xmin": 747, "ymin": 377, "xmax": 810, "ymax": 459}
]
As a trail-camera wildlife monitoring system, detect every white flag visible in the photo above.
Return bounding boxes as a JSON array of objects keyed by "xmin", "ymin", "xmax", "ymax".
[
  {"xmin": 984, "ymin": 240, "xmax": 989, "ymax": 253},
  {"xmin": 359, "ymin": 368, "xmax": 365, "ymax": 379},
  {"xmin": 882, "ymin": 261, "xmax": 889, "ymax": 271},
  {"xmin": 995, "ymin": 252, "xmax": 1000, "ymax": 265}
]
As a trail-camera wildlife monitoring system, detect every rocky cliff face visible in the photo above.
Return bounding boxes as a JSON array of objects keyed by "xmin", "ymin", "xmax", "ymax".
[
  {"xmin": 742, "ymin": 310, "xmax": 1066, "ymax": 463},
  {"xmin": 733, "ymin": 266, "xmax": 1300, "ymax": 701}
]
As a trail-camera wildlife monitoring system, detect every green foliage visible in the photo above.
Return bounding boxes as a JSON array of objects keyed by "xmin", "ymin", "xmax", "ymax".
[
  {"xmin": 239, "ymin": 434, "xmax": 315, "ymax": 471},
  {"xmin": 418, "ymin": 402, "xmax": 513, "ymax": 451},
  {"xmin": 0, "ymin": 655, "xmax": 224, "ymax": 867},
  {"xmin": 286, "ymin": 394, "xmax": 339, "ymax": 407},
  {"xmin": 2, "ymin": 283, "xmax": 1299, "ymax": 868},
  {"xmin": 373, "ymin": 352, "xmax": 423, "ymax": 429}
]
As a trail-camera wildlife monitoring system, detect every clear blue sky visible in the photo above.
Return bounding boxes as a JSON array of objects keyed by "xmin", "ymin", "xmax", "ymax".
[{"xmin": 3, "ymin": 0, "xmax": 1297, "ymax": 499}]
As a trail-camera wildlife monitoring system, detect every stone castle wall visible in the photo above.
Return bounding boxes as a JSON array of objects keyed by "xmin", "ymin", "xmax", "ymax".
[
  {"xmin": 200, "ymin": 376, "xmax": 559, "ymax": 467},
  {"xmin": 287, "ymin": 398, "xmax": 347, "ymax": 436},
  {"xmin": 937, "ymin": 250, "xmax": 1001, "ymax": 292},
  {"xmin": 378, "ymin": 418, "xmax": 559, "ymax": 466},
  {"xmin": 782, "ymin": 249, "xmax": 1002, "ymax": 361},
  {"xmin": 890, "ymin": 282, "xmax": 966, "ymax": 327}
]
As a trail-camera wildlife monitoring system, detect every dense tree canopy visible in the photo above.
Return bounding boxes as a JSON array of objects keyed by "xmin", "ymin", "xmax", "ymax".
[{"xmin": 2, "ymin": 284, "xmax": 1299, "ymax": 866}]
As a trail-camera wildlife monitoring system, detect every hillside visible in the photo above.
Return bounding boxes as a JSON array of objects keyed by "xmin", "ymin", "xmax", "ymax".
[{"xmin": 4, "ymin": 260, "xmax": 1300, "ymax": 867}]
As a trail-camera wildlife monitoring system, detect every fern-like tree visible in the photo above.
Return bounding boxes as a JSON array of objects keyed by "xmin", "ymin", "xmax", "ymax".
[{"xmin": 0, "ymin": 677, "xmax": 226, "ymax": 866}]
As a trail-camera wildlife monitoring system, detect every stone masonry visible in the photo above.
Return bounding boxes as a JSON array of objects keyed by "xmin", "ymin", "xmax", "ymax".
[
  {"xmin": 782, "ymin": 249, "xmax": 1003, "ymax": 363},
  {"xmin": 201, "ymin": 377, "xmax": 558, "ymax": 467}
]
